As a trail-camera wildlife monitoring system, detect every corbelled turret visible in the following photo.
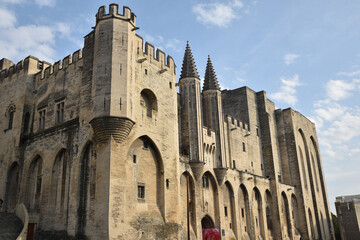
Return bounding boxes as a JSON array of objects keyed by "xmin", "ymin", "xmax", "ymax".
[
  {"xmin": 180, "ymin": 41, "xmax": 199, "ymax": 80},
  {"xmin": 203, "ymin": 55, "xmax": 220, "ymax": 91}
]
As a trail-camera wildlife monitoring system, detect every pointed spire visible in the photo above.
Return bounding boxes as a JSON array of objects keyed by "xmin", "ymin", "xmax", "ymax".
[
  {"xmin": 203, "ymin": 55, "xmax": 220, "ymax": 91},
  {"xmin": 180, "ymin": 41, "xmax": 200, "ymax": 80}
]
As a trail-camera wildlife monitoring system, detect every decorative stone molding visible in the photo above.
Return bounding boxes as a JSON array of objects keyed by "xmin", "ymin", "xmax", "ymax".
[
  {"xmin": 90, "ymin": 116, "xmax": 135, "ymax": 144},
  {"xmin": 214, "ymin": 168, "xmax": 228, "ymax": 185},
  {"xmin": 189, "ymin": 161, "xmax": 205, "ymax": 181}
]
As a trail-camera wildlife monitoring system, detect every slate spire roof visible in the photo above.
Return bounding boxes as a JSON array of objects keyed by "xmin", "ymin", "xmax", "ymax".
[
  {"xmin": 180, "ymin": 41, "xmax": 200, "ymax": 79},
  {"xmin": 203, "ymin": 55, "xmax": 220, "ymax": 91}
]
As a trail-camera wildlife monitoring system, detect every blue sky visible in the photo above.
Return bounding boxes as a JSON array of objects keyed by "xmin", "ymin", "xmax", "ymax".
[{"xmin": 1, "ymin": 0, "xmax": 360, "ymax": 212}]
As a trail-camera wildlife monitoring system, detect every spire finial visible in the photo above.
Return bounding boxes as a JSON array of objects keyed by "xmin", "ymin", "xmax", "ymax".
[
  {"xmin": 180, "ymin": 41, "xmax": 200, "ymax": 80},
  {"xmin": 203, "ymin": 55, "xmax": 220, "ymax": 91}
]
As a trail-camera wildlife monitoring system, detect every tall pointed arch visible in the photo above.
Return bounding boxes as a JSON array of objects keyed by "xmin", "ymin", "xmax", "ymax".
[
  {"xmin": 5, "ymin": 162, "xmax": 20, "ymax": 211},
  {"xmin": 25, "ymin": 156, "xmax": 42, "ymax": 211}
]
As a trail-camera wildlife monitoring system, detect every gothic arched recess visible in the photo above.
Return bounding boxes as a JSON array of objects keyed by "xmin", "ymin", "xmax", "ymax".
[
  {"xmin": 127, "ymin": 136, "xmax": 165, "ymax": 216},
  {"xmin": 238, "ymin": 184, "xmax": 251, "ymax": 239},
  {"xmin": 5, "ymin": 162, "xmax": 20, "ymax": 211},
  {"xmin": 26, "ymin": 156, "xmax": 42, "ymax": 211},
  {"xmin": 76, "ymin": 142, "xmax": 96, "ymax": 238},
  {"xmin": 180, "ymin": 172, "xmax": 196, "ymax": 239}
]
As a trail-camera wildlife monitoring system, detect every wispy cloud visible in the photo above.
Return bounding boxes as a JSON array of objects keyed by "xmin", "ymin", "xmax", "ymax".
[
  {"xmin": 284, "ymin": 53, "xmax": 299, "ymax": 65},
  {"xmin": 192, "ymin": 0, "xmax": 244, "ymax": 27},
  {"xmin": 35, "ymin": 0, "xmax": 56, "ymax": 7},
  {"xmin": 270, "ymin": 74, "xmax": 301, "ymax": 105},
  {"xmin": 310, "ymin": 72, "xmax": 360, "ymax": 205},
  {"xmin": 337, "ymin": 70, "xmax": 360, "ymax": 77},
  {"xmin": 0, "ymin": 0, "xmax": 55, "ymax": 7},
  {"xmin": 0, "ymin": 8, "xmax": 16, "ymax": 28},
  {"xmin": 143, "ymin": 33, "xmax": 182, "ymax": 54},
  {"xmin": 326, "ymin": 79, "xmax": 360, "ymax": 101},
  {"xmin": 0, "ymin": 7, "xmax": 71, "ymax": 63},
  {"xmin": 0, "ymin": 0, "xmax": 24, "ymax": 3}
]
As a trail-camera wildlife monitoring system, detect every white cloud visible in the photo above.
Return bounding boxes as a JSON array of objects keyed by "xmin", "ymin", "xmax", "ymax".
[
  {"xmin": 284, "ymin": 53, "xmax": 299, "ymax": 65},
  {"xmin": 0, "ymin": 0, "xmax": 55, "ymax": 7},
  {"xmin": 55, "ymin": 22, "xmax": 71, "ymax": 38},
  {"xmin": 270, "ymin": 74, "xmax": 301, "ymax": 105},
  {"xmin": 165, "ymin": 38, "xmax": 182, "ymax": 53},
  {"xmin": 337, "ymin": 70, "xmax": 360, "ymax": 77},
  {"xmin": 193, "ymin": 0, "xmax": 244, "ymax": 27},
  {"xmin": 313, "ymin": 102, "xmax": 348, "ymax": 122},
  {"xmin": 0, "ymin": 0, "xmax": 24, "ymax": 3},
  {"xmin": 35, "ymin": 0, "xmax": 56, "ymax": 7},
  {"xmin": 0, "ymin": 7, "xmax": 72, "ymax": 63},
  {"xmin": 0, "ymin": 8, "xmax": 16, "ymax": 28},
  {"xmin": 326, "ymin": 79, "xmax": 358, "ymax": 101},
  {"xmin": 143, "ymin": 33, "xmax": 182, "ymax": 54},
  {"xmin": 321, "ymin": 110, "xmax": 360, "ymax": 144},
  {"xmin": 0, "ymin": 24, "xmax": 56, "ymax": 62}
]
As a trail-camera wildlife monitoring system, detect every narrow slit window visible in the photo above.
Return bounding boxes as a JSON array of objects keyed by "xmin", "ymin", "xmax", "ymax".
[{"xmin": 138, "ymin": 184, "xmax": 145, "ymax": 199}]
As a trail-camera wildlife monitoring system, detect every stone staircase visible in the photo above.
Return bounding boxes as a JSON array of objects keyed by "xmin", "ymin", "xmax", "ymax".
[{"xmin": 0, "ymin": 212, "xmax": 23, "ymax": 240}]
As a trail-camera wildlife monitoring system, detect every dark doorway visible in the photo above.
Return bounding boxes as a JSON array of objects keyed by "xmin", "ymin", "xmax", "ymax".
[
  {"xmin": 201, "ymin": 215, "xmax": 215, "ymax": 229},
  {"xmin": 27, "ymin": 223, "xmax": 35, "ymax": 240},
  {"xmin": 202, "ymin": 215, "xmax": 219, "ymax": 240}
]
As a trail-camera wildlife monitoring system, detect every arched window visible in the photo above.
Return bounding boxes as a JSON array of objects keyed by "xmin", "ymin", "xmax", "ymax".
[
  {"xmin": 26, "ymin": 156, "xmax": 42, "ymax": 210},
  {"xmin": 282, "ymin": 192, "xmax": 292, "ymax": 238},
  {"xmin": 77, "ymin": 143, "xmax": 96, "ymax": 238},
  {"xmin": 140, "ymin": 89, "xmax": 158, "ymax": 117},
  {"xmin": 5, "ymin": 104, "xmax": 16, "ymax": 130}
]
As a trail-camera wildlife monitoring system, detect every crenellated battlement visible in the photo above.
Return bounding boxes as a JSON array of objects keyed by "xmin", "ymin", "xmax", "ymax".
[
  {"xmin": 0, "ymin": 56, "xmax": 47, "ymax": 82},
  {"xmin": 34, "ymin": 49, "xmax": 83, "ymax": 82},
  {"xmin": 96, "ymin": 4, "xmax": 136, "ymax": 26},
  {"xmin": 224, "ymin": 115, "xmax": 250, "ymax": 132},
  {"xmin": 135, "ymin": 35, "xmax": 176, "ymax": 74}
]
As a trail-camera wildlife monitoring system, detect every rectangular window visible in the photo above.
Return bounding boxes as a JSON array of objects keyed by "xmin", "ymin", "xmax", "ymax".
[
  {"xmin": 202, "ymin": 175, "xmax": 209, "ymax": 189},
  {"xmin": 233, "ymin": 160, "xmax": 236, "ymax": 169},
  {"xmin": 224, "ymin": 206, "xmax": 228, "ymax": 217},
  {"xmin": 242, "ymin": 142, "xmax": 246, "ymax": 152},
  {"xmin": 133, "ymin": 155, "xmax": 137, "ymax": 163},
  {"xmin": 242, "ymin": 208, "xmax": 244, "ymax": 218},
  {"xmin": 138, "ymin": 184, "xmax": 145, "ymax": 199},
  {"xmin": 38, "ymin": 109, "xmax": 46, "ymax": 130},
  {"xmin": 56, "ymin": 101, "xmax": 65, "ymax": 123}
]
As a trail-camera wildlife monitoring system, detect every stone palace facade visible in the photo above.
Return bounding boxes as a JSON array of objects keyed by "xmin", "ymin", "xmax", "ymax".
[{"xmin": 0, "ymin": 4, "xmax": 334, "ymax": 240}]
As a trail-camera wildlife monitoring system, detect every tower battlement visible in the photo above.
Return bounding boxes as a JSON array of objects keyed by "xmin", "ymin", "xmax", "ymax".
[
  {"xmin": 135, "ymin": 35, "xmax": 176, "ymax": 74},
  {"xmin": 0, "ymin": 56, "xmax": 48, "ymax": 82},
  {"xmin": 224, "ymin": 115, "xmax": 249, "ymax": 132},
  {"xmin": 96, "ymin": 4, "xmax": 136, "ymax": 26},
  {"xmin": 34, "ymin": 49, "xmax": 82, "ymax": 83}
]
